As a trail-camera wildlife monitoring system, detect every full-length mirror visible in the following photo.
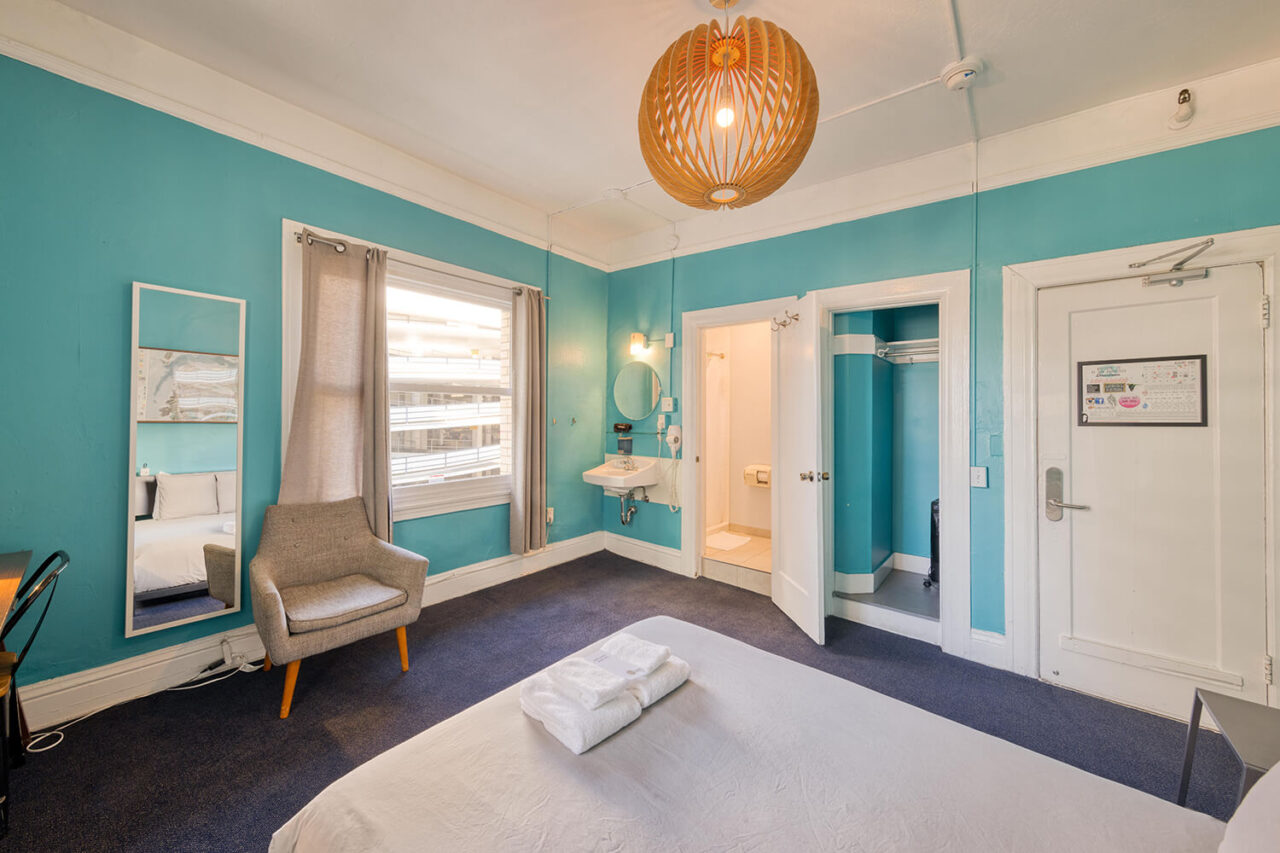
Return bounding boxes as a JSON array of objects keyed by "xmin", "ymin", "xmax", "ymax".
[
  {"xmin": 614, "ymin": 361, "xmax": 662, "ymax": 420},
  {"xmin": 127, "ymin": 283, "xmax": 245, "ymax": 636}
]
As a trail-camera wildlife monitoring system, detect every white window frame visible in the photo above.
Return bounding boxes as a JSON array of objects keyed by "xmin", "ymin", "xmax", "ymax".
[{"xmin": 281, "ymin": 219, "xmax": 537, "ymax": 522}]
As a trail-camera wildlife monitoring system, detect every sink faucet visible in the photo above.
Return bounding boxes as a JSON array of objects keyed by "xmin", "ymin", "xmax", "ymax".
[{"xmin": 615, "ymin": 457, "xmax": 637, "ymax": 471}]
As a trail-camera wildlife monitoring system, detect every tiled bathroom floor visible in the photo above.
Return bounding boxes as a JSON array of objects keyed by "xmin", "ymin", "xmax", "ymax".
[{"xmin": 704, "ymin": 532, "xmax": 771, "ymax": 572}]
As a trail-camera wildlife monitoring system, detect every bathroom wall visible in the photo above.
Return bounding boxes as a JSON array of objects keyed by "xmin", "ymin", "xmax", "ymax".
[
  {"xmin": 703, "ymin": 326, "xmax": 732, "ymax": 530},
  {"xmin": 727, "ymin": 322, "xmax": 771, "ymax": 533}
]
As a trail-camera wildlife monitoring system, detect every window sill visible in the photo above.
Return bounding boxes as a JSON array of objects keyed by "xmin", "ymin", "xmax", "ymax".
[{"xmin": 392, "ymin": 477, "xmax": 511, "ymax": 522}]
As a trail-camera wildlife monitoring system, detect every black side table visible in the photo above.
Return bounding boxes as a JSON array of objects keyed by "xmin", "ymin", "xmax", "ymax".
[{"xmin": 1177, "ymin": 688, "xmax": 1280, "ymax": 809}]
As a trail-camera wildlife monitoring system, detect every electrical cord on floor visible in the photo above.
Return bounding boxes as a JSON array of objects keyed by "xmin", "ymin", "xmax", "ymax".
[{"xmin": 23, "ymin": 655, "xmax": 263, "ymax": 754}]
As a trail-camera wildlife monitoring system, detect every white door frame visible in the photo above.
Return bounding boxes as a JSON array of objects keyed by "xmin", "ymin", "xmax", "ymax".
[
  {"xmin": 1003, "ymin": 224, "xmax": 1280, "ymax": 699},
  {"xmin": 681, "ymin": 296, "xmax": 798, "ymax": 580},
  {"xmin": 811, "ymin": 270, "xmax": 972, "ymax": 659}
]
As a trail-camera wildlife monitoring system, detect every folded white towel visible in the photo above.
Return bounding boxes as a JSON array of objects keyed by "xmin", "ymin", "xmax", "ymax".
[
  {"xmin": 601, "ymin": 633, "xmax": 670, "ymax": 675},
  {"xmin": 545, "ymin": 657, "xmax": 629, "ymax": 710},
  {"xmin": 520, "ymin": 673, "xmax": 641, "ymax": 754},
  {"xmin": 627, "ymin": 655, "xmax": 690, "ymax": 708}
]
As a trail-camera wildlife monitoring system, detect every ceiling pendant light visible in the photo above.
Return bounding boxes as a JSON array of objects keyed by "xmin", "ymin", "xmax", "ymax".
[{"xmin": 638, "ymin": 0, "xmax": 819, "ymax": 210}]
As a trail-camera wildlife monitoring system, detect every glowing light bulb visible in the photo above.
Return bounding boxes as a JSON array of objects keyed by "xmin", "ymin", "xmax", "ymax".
[{"xmin": 715, "ymin": 106, "xmax": 735, "ymax": 128}]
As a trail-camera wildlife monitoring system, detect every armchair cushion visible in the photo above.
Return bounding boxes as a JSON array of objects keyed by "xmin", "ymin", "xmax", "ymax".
[{"xmin": 280, "ymin": 573, "xmax": 407, "ymax": 634}]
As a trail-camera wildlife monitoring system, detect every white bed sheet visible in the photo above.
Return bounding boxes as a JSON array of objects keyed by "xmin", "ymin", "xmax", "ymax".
[
  {"xmin": 133, "ymin": 512, "xmax": 234, "ymax": 594},
  {"xmin": 271, "ymin": 616, "xmax": 1225, "ymax": 853}
]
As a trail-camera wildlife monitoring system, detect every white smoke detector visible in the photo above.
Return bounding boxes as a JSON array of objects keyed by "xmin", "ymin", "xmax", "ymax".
[{"xmin": 941, "ymin": 58, "xmax": 984, "ymax": 91}]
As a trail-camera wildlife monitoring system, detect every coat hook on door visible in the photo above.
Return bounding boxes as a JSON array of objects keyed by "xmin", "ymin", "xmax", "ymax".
[{"xmin": 771, "ymin": 310, "xmax": 800, "ymax": 332}]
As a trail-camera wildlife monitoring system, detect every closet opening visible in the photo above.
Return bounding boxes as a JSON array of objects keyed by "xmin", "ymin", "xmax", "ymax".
[
  {"xmin": 830, "ymin": 304, "xmax": 941, "ymax": 625},
  {"xmin": 698, "ymin": 320, "xmax": 774, "ymax": 595}
]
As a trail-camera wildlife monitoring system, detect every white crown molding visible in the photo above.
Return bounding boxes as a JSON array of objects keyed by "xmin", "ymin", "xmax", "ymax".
[
  {"xmin": 21, "ymin": 531, "xmax": 606, "ymax": 729},
  {"xmin": 610, "ymin": 55, "xmax": 1280, "ymax": 272},
  {"xmin": 0, "ymin": 0, "xmax": 616, "ymax": 271},
  {"xmin": 6, "ymin": 0, "xmax": 1280, "ymax": 275}
]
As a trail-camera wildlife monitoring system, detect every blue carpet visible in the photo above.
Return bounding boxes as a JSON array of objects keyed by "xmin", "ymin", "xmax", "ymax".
[{"xmin": 1, "ymin": 552, "xmax": 1241, "ymax": 850}]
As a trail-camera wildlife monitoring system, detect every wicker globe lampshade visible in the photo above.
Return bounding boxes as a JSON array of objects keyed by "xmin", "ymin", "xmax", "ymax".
[{"xmin": 638, "ymin": 13, "xmax": 819, "ymax": 210}]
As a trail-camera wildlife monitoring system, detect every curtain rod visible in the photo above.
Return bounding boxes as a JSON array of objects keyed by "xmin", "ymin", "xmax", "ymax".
[{"xmin": 294, "ymin": 231, "xmax": 549, "ymax": 301}]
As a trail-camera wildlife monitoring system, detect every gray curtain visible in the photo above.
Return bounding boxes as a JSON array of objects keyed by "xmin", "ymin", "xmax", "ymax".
[
  {"xmin": 510, "ymin": 287, "xmax": 547, "ymax": 554},
  {"xmin": 280, "ymin": 231, "xmax": 392, "ymax": 541}
]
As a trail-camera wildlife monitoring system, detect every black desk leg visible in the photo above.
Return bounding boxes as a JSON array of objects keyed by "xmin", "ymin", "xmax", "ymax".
[
  {"xmin": 1177, "ymin": 690, "xmax": 1203, "ymax": 807},
  {"xmin": 1, "ymin": 690, "xmax": 10, "ymax": 839}
]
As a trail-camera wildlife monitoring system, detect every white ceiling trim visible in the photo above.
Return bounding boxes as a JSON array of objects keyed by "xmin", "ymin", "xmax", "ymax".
[
  {"xmin": 610, "ymin": 55, "xmax": 1280, "ymax": 271},
  {"xmin": 0, "ymin": 0, "xmax": 612, "ymax": 266},
  {"xmin": 5, "ymin": 0, "xmax": 1280, "ymax": 275}
]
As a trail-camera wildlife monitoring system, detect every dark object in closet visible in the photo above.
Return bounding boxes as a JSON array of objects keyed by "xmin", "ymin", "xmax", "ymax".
[{"xmin": 924, "ymin": 499, "xmax": 940, "ymax": 589}]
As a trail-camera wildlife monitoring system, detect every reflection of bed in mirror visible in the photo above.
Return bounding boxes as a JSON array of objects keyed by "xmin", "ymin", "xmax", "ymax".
[{"xmin": 132, "ymin": 471, "xmax": 237, "ymax": 630}]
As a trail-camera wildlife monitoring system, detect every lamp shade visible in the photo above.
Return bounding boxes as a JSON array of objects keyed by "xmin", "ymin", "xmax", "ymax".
[{"xmin": 638, "ymin": 15, "xmax": 819, "ymax": 210}]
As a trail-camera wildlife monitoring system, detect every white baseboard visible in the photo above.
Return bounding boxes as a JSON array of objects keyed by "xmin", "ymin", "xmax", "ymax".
[
  {"xmin": 832, "ymin": 555, "xmax": 895, "ymax": 594},
  {"xmin": 893, "ymin": 553, "xmax": 932, "ymax": 576},
  {"xmin": 966, "ymin": 628, "xmax": 1013, "ymax": 671},
  {"xmin": 20, "ymin": 624, "xmax": 267, "ymax": 731},
  {"xmin": 420, "ymin": 531, "xmax": 604, "ymax": 606},
  {"xmin": 21, "ymin": 530, "xmax": 607, "ymax": 730},
  {"xmin": 831, "ymin": 597, "xmax": 941, "ymax": 646},
  {"xmin": 603, "ymin": 533, "xmax": 690, "ymax": 576}
]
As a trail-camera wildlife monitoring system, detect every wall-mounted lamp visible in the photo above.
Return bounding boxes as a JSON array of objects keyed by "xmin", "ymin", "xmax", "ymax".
[{"xmin": 630, "ymin": 332, "xmax": 675, "ymax": 355}]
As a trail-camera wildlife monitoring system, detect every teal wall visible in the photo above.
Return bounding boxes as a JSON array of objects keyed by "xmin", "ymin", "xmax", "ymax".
[
  {"xmin": 893, "ymin": 362, "xmax": 939, "ymax": 559},
  {"xmin": 136, "ymin": 423, "xmax": 237, "ymax": 476},
  {"xmin": 0, "ymin": 56, "xmax": 607, "ymax": 683},
  {"xmin": 604, "ymin": 124, "xmax": 1280, "ymax": 633}
]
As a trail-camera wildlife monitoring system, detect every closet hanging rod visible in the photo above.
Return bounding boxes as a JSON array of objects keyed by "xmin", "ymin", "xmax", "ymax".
[{"xmin": 294, "ymin": 231, "xmax": 549, "ymax": 301}]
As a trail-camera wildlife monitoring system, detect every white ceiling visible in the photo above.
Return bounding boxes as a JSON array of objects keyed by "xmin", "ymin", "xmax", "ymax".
[{"xmin": 53, "ymin": 0, "xmax": 1280, "ymax": 253}]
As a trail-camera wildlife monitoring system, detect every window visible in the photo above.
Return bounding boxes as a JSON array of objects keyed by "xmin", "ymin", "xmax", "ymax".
[{"xmin": 386, "ymin": 260, "xmax": 514, "ymax": 519}]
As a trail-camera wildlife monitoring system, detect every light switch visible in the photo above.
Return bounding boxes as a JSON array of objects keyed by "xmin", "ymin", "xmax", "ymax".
[
  {"xmin": 970, "ymin": 466, "xmax": 988, "ymax": 488},
  {"xmin": 661, "ymin": 397, "xmax": 675, "ymax": 413}
]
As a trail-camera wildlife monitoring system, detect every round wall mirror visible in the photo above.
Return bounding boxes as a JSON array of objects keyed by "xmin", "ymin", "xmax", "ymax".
[{"xmin": 613, "ymin": 361, "xmax": 662, "ymax": 420}]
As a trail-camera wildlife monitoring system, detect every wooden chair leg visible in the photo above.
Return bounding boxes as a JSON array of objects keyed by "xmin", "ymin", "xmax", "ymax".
[
  {"xmin": 395, "ymin": 626, "xmax": 409, "ymax": 673},
  {"xmin": 262, "ymin": 652, "xmax": 272, "ymax": 672},
  {"xmin": 280, "ymin": 660, "xmax": 301, "ymax": 719}
]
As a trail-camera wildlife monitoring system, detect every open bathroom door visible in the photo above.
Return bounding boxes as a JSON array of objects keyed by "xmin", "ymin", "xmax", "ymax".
[{"xmin": 771, "ymin": 292, "xmax": 827, "ymax": 644}]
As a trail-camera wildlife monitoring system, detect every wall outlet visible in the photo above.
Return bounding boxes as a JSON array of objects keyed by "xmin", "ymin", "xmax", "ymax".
[
  {"xmin": 546, "ymin": 507, "xmax": 555, "ymax": 524},
  {"xmin": 661, "ymin": 397, "xmax": 675, "ymax": 413},
  {"xmin": 665, "ymin": 332, "xmax": 675, "ymax": 348},
  {"xmin": 656, "ymin": 414, "xmax": 665, "ymax": 430},
  {"xmin": 970, "ymin": 466, "xmax": 988, "ymax": 488}
]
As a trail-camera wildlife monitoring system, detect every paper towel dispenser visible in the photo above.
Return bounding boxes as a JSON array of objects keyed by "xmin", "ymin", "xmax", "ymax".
[{"xmin": 743, "ymin": 464, "xmax": 771, "ymax": 487}]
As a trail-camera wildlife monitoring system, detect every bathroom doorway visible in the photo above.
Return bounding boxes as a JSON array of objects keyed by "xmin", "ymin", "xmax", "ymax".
[{"xmin": 699, "ymin": 320, "xmax": 774, "ymax": 594}]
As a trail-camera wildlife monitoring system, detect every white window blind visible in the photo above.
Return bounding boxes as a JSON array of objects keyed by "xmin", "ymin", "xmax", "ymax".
[{"xmin": 386, "ymin": 260, "xmax": 514, "ymax": 518}]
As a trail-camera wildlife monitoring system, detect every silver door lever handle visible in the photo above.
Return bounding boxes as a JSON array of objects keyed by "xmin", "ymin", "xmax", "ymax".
[{"xmin": 1046, "ymin": 498, "xmax": 1090, "ymax": 511}]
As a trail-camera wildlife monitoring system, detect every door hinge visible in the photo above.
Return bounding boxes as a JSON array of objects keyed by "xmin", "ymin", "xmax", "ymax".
[
  {"xmin": 1265, "ymin": 655, "xmax": 1274, "ymax": 686},
  {"xmin": 1263, "ymin": 295, "xmax": 1271, "ymax": 330}
]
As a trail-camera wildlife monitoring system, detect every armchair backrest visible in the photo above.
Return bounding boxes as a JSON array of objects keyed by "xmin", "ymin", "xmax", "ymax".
[{"xmin": 256, "ymin": 497, "xmax": 376, "ymax": 587}]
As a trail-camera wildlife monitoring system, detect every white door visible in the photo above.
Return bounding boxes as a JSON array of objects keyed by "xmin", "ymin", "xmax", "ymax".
[
  {"xmin": 1037, "ymin": 262, "xmax": 1269, "ymax": 719},
  {"xmin": 772, "ymin": 293, "xmax": 827, "ymax": 644}
]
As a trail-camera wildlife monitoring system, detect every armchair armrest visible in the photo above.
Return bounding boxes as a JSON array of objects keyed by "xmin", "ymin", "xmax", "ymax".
[
  {"xmin": 359, "ymin": 539, "xmax": 430, "ymax": 610},
  {"xmin": 249, "ymin": 555, "xmax": 291, "ymax": 660}
]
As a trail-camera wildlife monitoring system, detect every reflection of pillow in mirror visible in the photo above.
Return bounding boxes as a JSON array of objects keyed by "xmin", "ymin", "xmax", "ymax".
[
  {"xmin": 216, "ymin": 471, "xmax": 237, "ymax": 513},
  {"xmin": 153, "ymin": 472, "xmax": 219, "ymax": 520}
]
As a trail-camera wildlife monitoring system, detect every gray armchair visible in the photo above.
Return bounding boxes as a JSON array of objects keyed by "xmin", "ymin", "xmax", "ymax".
[{"xmin": 250, "ymin": 497, "xmax": 429, "ymax": 718}]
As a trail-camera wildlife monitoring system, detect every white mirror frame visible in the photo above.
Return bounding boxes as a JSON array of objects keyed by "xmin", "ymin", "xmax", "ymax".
[{"xmin": 125, "ymin": 282, "xmax": 246, "ymax": 637}]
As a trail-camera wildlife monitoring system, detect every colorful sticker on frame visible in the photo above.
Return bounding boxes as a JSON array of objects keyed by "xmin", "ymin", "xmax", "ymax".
[{"xmin": 1077, "ymin": 355, "xmax": 1207, "ymax": 427}]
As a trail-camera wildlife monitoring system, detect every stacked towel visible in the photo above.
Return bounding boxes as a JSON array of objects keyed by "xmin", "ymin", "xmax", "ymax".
[
  {"xmin": 520, "ymin": 673, "xmax": 640, "ymax": 755},
  {"xmin": 627, "ymin": 655, "xmax": 690, "ymax": 708},
  {"xmin": 520, "ymin": 632, "xmax": 691, "ymax": 754},
  {"xmin": 601, "ymin": 633, "xmax": 670, "ymax": 674},
  {"xmin": 545, "ymin": 657, "xmax": 628, "ymax": 710}
]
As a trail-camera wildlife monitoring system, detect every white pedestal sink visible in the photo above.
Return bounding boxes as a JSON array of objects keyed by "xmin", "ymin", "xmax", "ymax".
[{"xmin": 583, "ymin": 457, "xmax": 660, "ymax": 494}]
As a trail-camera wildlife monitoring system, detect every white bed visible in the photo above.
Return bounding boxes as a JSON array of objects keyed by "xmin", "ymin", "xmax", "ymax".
[
  {"xmin": 271, "ymin": 616, "xmax": 1226, "ymax": 852},
  {"xmin": 132, "ymin": 512, "xmax": 234, "ymax": 595}
]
